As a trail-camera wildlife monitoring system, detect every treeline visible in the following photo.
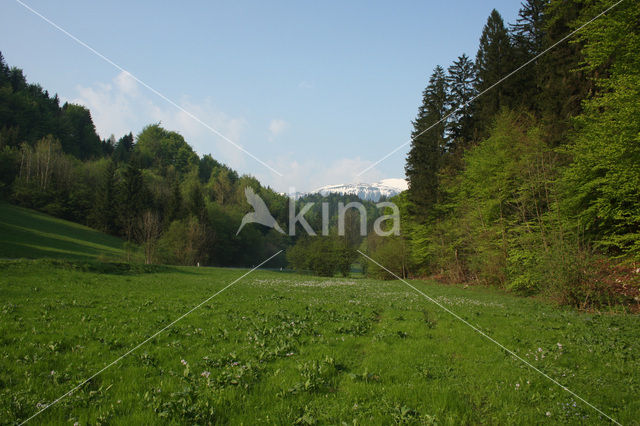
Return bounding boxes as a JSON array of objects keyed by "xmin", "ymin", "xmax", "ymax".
[
  {"xmin": 0, "ymin": 53, "xmax": 292, "ymax": 267},
  {"xmin": 286, "ymin": 193, "xmax": 384, "ymax": 276},
  {"xmin": 371, "ymin": 0, "xmax": 640, "ymax": 308},
  {"xmin": 0, "ymin": 53, "xmax": 386, "ymax": 269}
]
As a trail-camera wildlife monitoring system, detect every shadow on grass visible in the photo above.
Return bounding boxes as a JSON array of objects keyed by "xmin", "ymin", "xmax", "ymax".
[
  {"xmin": 0, "ymin": 203, "xmax": 123, "ymax": 248},
  {"xmin": 0, "ymin": 238, "xmax": 121, "ymax": 261},
  {"xmin": 0, "ymin": 203, "xmax": 125, "ymax": 260}
]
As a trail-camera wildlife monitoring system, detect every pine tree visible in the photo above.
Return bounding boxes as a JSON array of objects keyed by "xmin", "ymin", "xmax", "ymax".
[
  {"xmin": 0, "ymin": 52, "xmax": 9, "ymax": 86},
  {"xmin": 446, "ymin": 54, "xmax": 477, "ymax": 150},
  {"xmin": 60, "ymin": 103, "xmax": 102, "ymax": 159},
  {"xmin": 118, "ymin": 162, "xmax": 148, "ymax": 241},
  {"xmin": 405, "ymin": 66, "xmax": 449, "ymax": 219},
  {"xmin": 510, "ymin": 0, "xmax": 548, "ymax": 111},
  {"xmin": 168, "ymin": 179, "xmax": 183, "ymax": 222},
  {"xmin": 93, "ymin": 160, "xmax": 117, "ymax": 232},
  {"xmin": 474, "ymin": 9, "xmax": 516, "ymax": 133},
  {"xmin": 512, "ymin": 0, "xmax": 547, "ymax": 57},
  {"xmin": 537, "ymin": 0, "xmax": 593, "ymax": 145},
  {"xmin": 113, "ymin": 132, "xmax": 134, "ymax": 163}
]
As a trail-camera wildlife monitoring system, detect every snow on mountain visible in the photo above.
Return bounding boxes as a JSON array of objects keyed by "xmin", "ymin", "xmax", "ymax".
[{"xmin": 309, "ymin": 178, "xmax": 408, "ymax": 202}]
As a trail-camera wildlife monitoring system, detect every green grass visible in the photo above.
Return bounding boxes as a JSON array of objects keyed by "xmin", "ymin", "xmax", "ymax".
[
  {"xmin": 0, "ymin": 203, "xmax": 126, "ymax": 261},
  {"xmin": 1, "ymin": 259, "xmax": 638, "ymax": 425}
]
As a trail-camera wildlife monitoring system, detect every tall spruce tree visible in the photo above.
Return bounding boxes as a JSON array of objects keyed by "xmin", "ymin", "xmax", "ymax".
[
  {"xmin": 510, "ymin": 0, "xmax": 548, "ymax": 111},
  {"xmin": 93, "ymin": 160, "xmax": 118, "ymax": 232},
  {"xmin": 446, "ymin": 54, "xmax": 477, "ymax": 150},
  {"xmin": 118, "ymin": 162, "xmax": 148, "ymax": 241},
  {"xmin": 405, "ymin": 66, "xmax": 449, "ymax": 219},
  {"xmin": 474, "ymin": 9, "xmax": 516, "ymax": 133},
  {"xmin": 512, "ymin": 0, "xmax": 547, "ymax": 57},
  {"xmin": 537, "ymin": 0, "xmax": 593, "ymax": 144},
  {"xmin": 113, "ymin": 132, "xmax": 134, "ymax": 163}
]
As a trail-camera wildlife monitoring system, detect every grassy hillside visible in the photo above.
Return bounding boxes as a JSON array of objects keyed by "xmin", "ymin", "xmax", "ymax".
[
  {"xmin": 0, "ymin": 259, "xmax": 637, "ymax": 424},
  {"xmin": 0, "ymin": 203, "xmax": 126, "ymax": 261}
]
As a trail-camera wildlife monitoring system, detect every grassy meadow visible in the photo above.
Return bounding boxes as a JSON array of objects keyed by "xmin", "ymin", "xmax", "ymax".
[
  {"xmin": 1, "ymin": 259, "xmax": 639, "ymax": 425},
  {"xmin": 0, "ymin": 203, "xmax": 126, "ymax": 261}
]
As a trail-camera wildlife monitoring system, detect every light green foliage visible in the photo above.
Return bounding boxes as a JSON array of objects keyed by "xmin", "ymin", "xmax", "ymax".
[
  {"xmin": 0, "ymin": 260, "xmax": 638, "ymax": 423},
  {"xmin": 561, "ymin": 1, "xmax": 640, "ymax": 255},
  {"xmin": 366, "ymin": 235, "xmax": 410, "ymax": 280},
  {"xmin": 287, "ymin": 236, "xmax": 355, "ymax": 277},
  {"xmin": 135, "ymin": 124, "xmax": 199, "ymax": 175},
  {"xmin": 157, "ymin": 216, "xmax": 207, "ymax": 266},
  {"xmin": 459, "ymin": 111, "xmax": 556, "ymax": 287}
]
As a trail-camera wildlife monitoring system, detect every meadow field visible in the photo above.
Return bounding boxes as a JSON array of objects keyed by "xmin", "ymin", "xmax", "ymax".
[
  {"xmin": 1, "ymin": 259, "xmax": 638, "ymax": 425},
  {"xmin": 0, "ymin": 203, "xmax": 126, "ymax": 261}
]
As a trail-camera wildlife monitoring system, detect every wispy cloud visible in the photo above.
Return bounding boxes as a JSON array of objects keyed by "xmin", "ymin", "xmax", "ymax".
[
  {"xmin": 268, "ymin": 119, "xmax": 289, "ymax": 140},
  {"xmin": 258, "ymin": 155, "xmax": 383, "ymax": 193},
  {"xmin": 298, "ymin": 80, "xmax": 314, "ymax": 89}
]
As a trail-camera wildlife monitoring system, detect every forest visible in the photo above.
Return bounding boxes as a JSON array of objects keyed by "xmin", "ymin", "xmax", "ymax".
[
  {"xmin": 1, "ymin": 0, "xmax": 639, "ymax": 310},
  {"xmin": 370, "ymin": 0, "xmax": 640, "ymax": 309},
  {"xmin": 0, "ymin": 49, "xmax": 380, "ymax": 270},
  {"xmin": 0, "ymin": 52, "xmax": 294, "ymax": 267}
]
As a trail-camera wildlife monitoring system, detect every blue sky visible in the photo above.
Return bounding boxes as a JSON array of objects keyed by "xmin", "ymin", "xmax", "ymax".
[{"xmin": 1, "ymin": 0, "xmax": 522, "ymax": 192}]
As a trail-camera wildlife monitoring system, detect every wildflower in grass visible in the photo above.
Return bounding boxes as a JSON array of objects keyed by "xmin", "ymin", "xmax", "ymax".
[
  {"xmin": 537, "ymin": 347, "xmax": 542, "ymax": 352},
  {"xmin": 232, "ymin": 361, "xmax": 239, "ymax": 366},
  {"xmin": 515, "ymin": 383, "xmax": 520, "ymax": 389},
  {"xmin": 286, "ymin": 352, "xmax": 295, "ymax": 357},
  {"xmin": 201, "ymin": 370, "xmax": 211, "ymax": 378},
  {"xmin": 181, "ymin": 359, "xmax": 190, "ymax": 377},
  {"xmin": 546, "ymin": 411, "xmax": 551, "ymax": 417},
  {"xmin": 50, "ymin": 370, "xmax": 55, "ymax": 375},
  {"xmin": 557, "ymin": 342, "xmax": 563, "ymax": 350}
]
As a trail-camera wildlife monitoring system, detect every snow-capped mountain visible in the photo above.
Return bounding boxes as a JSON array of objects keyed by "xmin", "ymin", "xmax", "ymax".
[{"xmin": 311, "ymin": 178, "xmax": 408, "ymax": 202}]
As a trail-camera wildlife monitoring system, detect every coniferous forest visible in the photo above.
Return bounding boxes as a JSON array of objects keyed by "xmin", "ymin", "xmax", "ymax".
[{"xmin": 1, "ymin": 0, "xmax": 639, "ymax": 310}]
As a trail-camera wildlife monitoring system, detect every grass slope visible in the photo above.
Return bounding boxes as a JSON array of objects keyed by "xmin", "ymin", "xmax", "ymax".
[
  {"xmin": 0, "ymin": 260, "xmax": 638, "ymax": 424},
  {"xmin": 0, "ymin": 203, "xmax": 126, "ymax": 261}
]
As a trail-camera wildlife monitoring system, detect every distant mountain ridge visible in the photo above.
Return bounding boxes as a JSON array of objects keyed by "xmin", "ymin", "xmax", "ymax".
[{"xmin": 286, "ymin": 178, "xmax": 408, "ymax": 201}]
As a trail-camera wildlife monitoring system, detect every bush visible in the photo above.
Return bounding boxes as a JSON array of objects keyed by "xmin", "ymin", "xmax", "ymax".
[
  {"xmin": 287, "ymin": 236, "xmax": 356, "ymax": 277},
  {"xmin": 366, "ymin": 235, "xmax": 410, "ymax": 280}
]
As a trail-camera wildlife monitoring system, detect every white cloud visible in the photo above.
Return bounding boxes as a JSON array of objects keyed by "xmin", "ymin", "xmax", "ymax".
[
  {"xmin": 114, "ymin": 71, "xmax": 138, "ymax": 95},
  {"xmin": 70, "ymin": 71, "xmax": 249, "ymax": 169},
  {"xmin": 268, "ymin": 119, "xmax": 288, "ymax": 140}
]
